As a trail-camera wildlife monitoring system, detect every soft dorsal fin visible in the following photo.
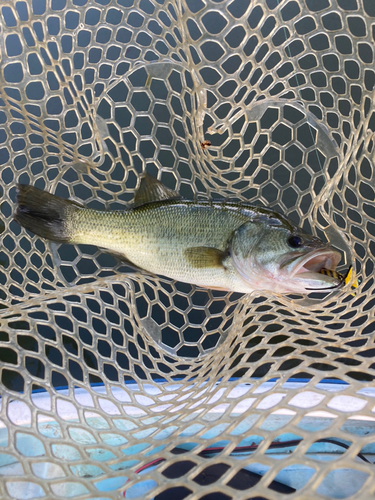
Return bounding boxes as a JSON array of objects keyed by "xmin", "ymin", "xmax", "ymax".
[{"xmin": 134, "ymin": 172, "xmax": 181, "ymax": 208}]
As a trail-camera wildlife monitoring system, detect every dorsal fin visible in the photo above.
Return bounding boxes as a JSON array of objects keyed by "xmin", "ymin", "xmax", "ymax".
[{"xmin": 134, "ymin": 172, "xmax": 181, "ymax": 208}]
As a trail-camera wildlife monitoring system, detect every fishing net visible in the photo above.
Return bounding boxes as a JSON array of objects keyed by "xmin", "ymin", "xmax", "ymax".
[{"xmin": 1, "ymin": 0, "xmax": 375, "ymax": 498}]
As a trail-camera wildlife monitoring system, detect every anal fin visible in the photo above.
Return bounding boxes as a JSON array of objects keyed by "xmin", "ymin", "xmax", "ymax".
[{"xmin": 98, "ymin": 247, "xmax": 142, "ymax": 271}]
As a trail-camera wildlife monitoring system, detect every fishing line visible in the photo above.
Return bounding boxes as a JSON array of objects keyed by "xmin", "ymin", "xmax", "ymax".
[
  {"xmin": 275, "ymin": 0, "xmax": 345, "ymax": 265},
  {"xmin": 275, "ymin": 0, "xmax": 326, "ymax": 172}
]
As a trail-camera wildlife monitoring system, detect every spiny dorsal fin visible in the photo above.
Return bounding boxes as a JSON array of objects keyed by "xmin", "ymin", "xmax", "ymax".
[
  {"xmin": 184, "ymin": 247, "xmax": 226, "ymax": 269},
  {"xmin": 134, "ymin": 172, "xmax": 181, "ymax": 208}
]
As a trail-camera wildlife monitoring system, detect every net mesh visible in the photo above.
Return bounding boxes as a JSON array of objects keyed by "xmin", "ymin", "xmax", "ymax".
[{"xmin": 1, "ymin": 0, "xmax": 375, "ymax": 498}]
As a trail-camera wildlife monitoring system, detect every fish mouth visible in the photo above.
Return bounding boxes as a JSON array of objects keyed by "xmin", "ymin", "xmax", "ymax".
[
  {"xmin": 282, "ymin": 248, "xmax": 342, "ymax": 291},
  {"xmin": 291, "ymin": 249, "xmax": 341, "ymax": 277}
]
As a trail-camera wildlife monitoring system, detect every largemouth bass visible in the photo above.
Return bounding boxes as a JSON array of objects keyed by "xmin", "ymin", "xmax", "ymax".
[{"xmin": 15, "ymin": 174, "xmax": 342, "ymax": 294}]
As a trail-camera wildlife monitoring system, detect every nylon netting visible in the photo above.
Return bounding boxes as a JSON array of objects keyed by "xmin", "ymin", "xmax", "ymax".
[{"xmin": 0, "ymin": 0, "xmax": 375, "ymax": 498}]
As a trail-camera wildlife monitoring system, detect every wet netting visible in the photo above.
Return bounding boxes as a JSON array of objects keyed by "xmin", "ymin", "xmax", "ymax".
[{"xmin": 0, "ymin": 0, "xmax": 375, "ymax": 498}]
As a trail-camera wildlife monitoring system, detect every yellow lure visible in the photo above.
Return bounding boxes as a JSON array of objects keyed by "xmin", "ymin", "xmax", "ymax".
[
  {"xmin": 344, "ymin": 266, "xmax": 358, "ymax": 288},
  {"xmin": 319, "ymin": 266, "xmax": 358, "ymax": 292}
]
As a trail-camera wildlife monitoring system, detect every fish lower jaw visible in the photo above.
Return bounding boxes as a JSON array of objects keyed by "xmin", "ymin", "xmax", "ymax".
[
  {"xmin": 248, "ymin": 268, "xmax": 342, "ymax": 294},
  {"xmin": 229, "ymin": 266, "xmax": 323, "ymax": 295},
  {"xmin": 284, "ymin": 271, "xmax": 342, "ymax": 292},
  {"xmin": 231, "ymin": 273, "xmax": 296, "ymax": 295}
]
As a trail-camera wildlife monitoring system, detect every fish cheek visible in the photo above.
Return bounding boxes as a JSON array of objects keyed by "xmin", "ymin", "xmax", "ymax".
[
  {"xmin": 230, "ymin": 222, "xmax": 264, "ymax": 260},
  {"xmin": 252, "ymin": 228, "xmax": 293, "ymax": 271},
  {"xmin": 229, "ymin": 223, "xmax": 265, "ymax": 284},
  {"xmin": 231, "ymin": 224, "xmax": 290, "ymax": 283}
]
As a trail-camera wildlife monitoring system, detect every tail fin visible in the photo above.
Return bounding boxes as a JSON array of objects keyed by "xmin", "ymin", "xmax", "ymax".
[{"xmin": 15, "ymin": 184, "xmax": 83, "ymax": 243}]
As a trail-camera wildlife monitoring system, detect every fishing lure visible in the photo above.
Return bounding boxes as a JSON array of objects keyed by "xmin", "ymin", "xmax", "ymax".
[{"xmin": 319, "ymin": 266, "xmax": 358, "ymax": 290}]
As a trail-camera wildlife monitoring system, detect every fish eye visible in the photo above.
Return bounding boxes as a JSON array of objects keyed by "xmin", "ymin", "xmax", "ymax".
[{"xmin": 288, "ymin": 235, "xmax": 303, "ymax": 248}]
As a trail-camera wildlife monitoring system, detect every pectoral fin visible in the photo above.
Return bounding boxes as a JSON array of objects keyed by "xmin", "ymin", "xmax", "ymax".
[{"xmin": 184, "ymin": 247, "xmax": 226, "ymax": 269}]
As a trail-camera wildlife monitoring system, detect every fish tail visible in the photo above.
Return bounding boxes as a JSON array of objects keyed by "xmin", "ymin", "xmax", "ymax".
[{"xmin": 15, "ymin": 184, "xmax": 83, "ymax": 243}]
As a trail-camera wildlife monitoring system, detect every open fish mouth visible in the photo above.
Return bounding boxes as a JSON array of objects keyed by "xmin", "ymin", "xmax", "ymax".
[
  {"xmin": 282, "ymin": 249, "xmax": 343, "ymax": 291},
  {"xmin": 292, "ymin": 249, "xmax": 341, "ymax": 277}
]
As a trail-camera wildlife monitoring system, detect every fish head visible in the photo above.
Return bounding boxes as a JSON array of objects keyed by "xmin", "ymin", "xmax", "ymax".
[{"xmin": 230, "ymin": 216, "xmax": 342, "ymax": 294}]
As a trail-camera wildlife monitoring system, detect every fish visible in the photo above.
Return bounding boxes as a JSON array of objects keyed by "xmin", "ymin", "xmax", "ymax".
[{"xmin": 15, "ymin": 173, "xmax": 342, "ymax": 295}]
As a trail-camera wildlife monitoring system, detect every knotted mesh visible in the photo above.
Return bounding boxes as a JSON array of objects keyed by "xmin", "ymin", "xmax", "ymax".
[{"xmin": 0, "ymin": 0, "xmax": 375, "ymax": 498}]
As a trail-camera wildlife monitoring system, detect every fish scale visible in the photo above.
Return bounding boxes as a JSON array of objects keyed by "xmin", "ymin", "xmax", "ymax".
[{"xmin": 71, "ymin": 201, "xmax": 252, "ymax": 290}]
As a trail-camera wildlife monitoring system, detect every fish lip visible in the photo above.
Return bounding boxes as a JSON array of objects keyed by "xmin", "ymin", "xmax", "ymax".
[{"xmin": 283, "ymin": 248, "xmax": 342, "ymax": 278}]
